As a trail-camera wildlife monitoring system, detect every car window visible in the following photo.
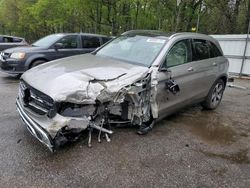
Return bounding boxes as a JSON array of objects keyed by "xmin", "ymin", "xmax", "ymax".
[
  {"xmin": 3, "ymin": 37, "xmax": 14, "ymax": 43},
  {"xmin": 165, "ymin": 39, "xmax": 191, "ymax": 68},
  {"xmin": 96, "ymin": 35, "xmax": 167, "ymax": 66},
  {"xmin": 102, "ymin": 37, "xmax": 111, "ymax": 44},
  {"xmin": 33, "ymin": 34, "xmax": 64, "ymax": 48},
  {"xmin": 0, "ymin": 36, "xmax": 22, "ymax": 43},
  {"xmin": 192, "ymin": 39, "xmax": 210, "ymax": 61},
  {"xmin": 82, "ymin": 36, "xmax": 100, "ymax": 48},
  {"xmin": 57, "ymin": 35, "xmax": 78, "ymax": 49},
  {"xmin": 13, "ymin": 38, "xmax": 23, "ymax": 43},
  {"xmin": 209, "ymin": 42, "xmax": 222, "ymax": 58}
]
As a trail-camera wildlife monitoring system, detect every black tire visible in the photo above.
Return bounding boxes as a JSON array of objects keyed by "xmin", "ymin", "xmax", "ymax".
[
  {"xmin": 12, "ymin": 74, "xmax": 22, "ymax": 79},
  {"xmin": 30, "ymin": 60, "xmax": 46, "ymax": 69},
  {"xmin": 201, "ymin": 79, "xmax": 225, "ymax": 110},
  {"xmin": 15, "ymin": 74, "xmax": 22, "ymax": 79}
]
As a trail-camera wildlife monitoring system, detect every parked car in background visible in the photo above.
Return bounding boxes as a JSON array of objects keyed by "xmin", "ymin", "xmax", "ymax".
[
  {"xmin": 0, "ymin": 33, "xmax": 111, "ymax": 75},
  {"xmin": 16, "ymin": 30, "xmax": 229, "ymax": 151},
  {"xmin": 0, "ymin": 35, "xmax": 28, "ymax": 51}
]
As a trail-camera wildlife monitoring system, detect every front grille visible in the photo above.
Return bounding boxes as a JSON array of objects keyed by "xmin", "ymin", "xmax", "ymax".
[{"xmin": 19, "ymin": 81, "xmax": 54, "ymax": 116}]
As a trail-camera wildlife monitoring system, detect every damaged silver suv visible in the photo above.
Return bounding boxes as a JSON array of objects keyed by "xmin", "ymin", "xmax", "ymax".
[{"xmin": 16, "ymin": 30, "xmax": 229, "ymax": 151}]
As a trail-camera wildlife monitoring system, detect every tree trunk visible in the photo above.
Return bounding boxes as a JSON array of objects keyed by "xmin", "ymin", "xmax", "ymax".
[
  {"xmin": 230, "ymin": 0, "xmax": 241, "ymax": 33},
  {"xmin": 185, "ymin": 0, "xmax": 203, "ymax": 31},
  {"xmin": 135, "ymin": 0, "xmax": 140, "ymax": 29},
  {"xmin": 246, "ymin": 0, "xmax": 250, "ymax": 33}
]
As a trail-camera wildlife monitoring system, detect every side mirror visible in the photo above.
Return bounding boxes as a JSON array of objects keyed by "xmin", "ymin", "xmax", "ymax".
[
  {"xmin": 54, "ymin": 43, "xmax": 63, "ymax": 50},
  {"xmin": 160, "ymin": 67, "xmax": 171, "ymax": 73},
  {"xmin": 165, "ymin": 79, "xmax": 180, "ymax": 95}
]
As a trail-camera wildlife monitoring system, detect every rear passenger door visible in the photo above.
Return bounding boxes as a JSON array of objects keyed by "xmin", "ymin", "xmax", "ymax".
[
  {"xmin": 208, "ymin": 41, "xmax": 224, "ymax": 77},
  {"xmin": 191, "ymin": 39, "xmax": 218, "ymax": 96},
  {"xmin": 81, "ymin": 36, "xmax": 101, "ymax": 53}
]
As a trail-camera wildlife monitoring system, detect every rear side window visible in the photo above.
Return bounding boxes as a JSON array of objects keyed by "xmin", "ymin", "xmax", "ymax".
[
  {"xmin": 192, "ymin": 39, "xmax": 210, "ymax": 61},
  {"xmin": 209, "ymin": 42, "xmax": 222, "ymax": 57},
  {"xmin": 82, "ymin": 36, "xmax": 100, "ymax": 48}
]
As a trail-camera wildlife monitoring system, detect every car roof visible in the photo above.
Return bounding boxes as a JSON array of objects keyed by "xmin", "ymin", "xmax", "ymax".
[
  {"xmin": 122, "ymin": 30, "xmax": 173, "ymax": 39},
  {"xmin": 168, "ymin": 32, "xmax": 217, "ymax": 41},
  {"xmin": 121, "ymin": 30, "xmax": 218, "ymax": 43},
  {"xmin": 52, "ymin": 33, "xmax": 110, "ymax": 38},
  {"xmin": 80, "ymin": 33, "xmax": 111, "ymax": 38}
]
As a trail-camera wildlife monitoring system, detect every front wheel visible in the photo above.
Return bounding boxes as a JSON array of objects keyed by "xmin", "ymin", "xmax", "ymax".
[
  {"xmin": 30, "ymin": 60, "xmax": 46, "ymax": 69},
  {"xmin": 201, "ymin": 79, "xmax": 225, "ymax": 110}
]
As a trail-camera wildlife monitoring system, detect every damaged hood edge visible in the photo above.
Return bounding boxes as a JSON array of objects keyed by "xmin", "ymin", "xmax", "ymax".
[{"xmin": 22, "ymin": 54, "xmax": 150, "ymax": 104}]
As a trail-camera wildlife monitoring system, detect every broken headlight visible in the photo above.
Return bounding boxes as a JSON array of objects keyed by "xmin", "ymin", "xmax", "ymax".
[{"xmin": 58, "ymin": 103, "xmax": 95, "ymax": 118}]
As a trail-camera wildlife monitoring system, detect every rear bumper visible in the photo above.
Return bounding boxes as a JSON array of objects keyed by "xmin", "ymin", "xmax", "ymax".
[{"xmin": 16, "ymin": 98, "xmax": 55, "ymax": 152}]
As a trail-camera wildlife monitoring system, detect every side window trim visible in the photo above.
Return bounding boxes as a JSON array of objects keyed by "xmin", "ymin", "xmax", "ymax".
[
  {"xmin": 191, "ymin": 39, "xmax": 198, "ymax": 61},
  {"xmin": 76, "ymin": 35, "xmax": 81, "ymax": 48}
]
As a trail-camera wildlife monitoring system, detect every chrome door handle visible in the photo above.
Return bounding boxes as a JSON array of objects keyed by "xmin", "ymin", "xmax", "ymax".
[
  {"xmin": 187, "ymin": 67, "xmax": 194, "ymax": 72},
  {"xmin": 213, "ymin": 62, "xmax": 217, "ymax": 66}
]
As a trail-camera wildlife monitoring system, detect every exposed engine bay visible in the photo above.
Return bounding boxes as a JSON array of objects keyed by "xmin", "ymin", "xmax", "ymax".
[
  {"xmin": 52, "ymin": 70, "xmax": 157, "ymax": 149},
  {"xmin": 17, "ymin": 62, "xmax": 163, "ymax": 151}
]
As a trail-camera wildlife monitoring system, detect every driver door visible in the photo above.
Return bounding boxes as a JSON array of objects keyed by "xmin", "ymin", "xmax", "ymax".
[
  {"xmin": 157, "ymin": 39, "xmax": 200, "ymax": 117},
  {"xmin": 49, "ymin": 35, "xmax": 82, "ymax": 60}
]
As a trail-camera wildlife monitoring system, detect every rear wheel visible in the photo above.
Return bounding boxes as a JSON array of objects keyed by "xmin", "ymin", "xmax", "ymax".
[
  {"xmin": 30, "ymin": 60, "xmax": 46, "ymax": 69},
  {"xmin": 202, "ymin": 79, "xmax": 225, "ymax": 110}
]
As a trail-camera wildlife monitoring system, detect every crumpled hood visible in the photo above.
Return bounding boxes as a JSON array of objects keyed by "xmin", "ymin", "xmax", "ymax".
[{"xmin": 22, "ymin": 54, "xmax": 149, "ymax": 104}]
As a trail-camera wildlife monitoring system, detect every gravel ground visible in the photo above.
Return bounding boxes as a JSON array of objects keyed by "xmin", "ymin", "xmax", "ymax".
[{"xmin": 0, "ymin": 72, "xmax": 249, "ymax": 188}]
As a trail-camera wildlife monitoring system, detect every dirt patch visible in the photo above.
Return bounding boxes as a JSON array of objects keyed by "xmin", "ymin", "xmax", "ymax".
[
  {"xmin": 169, "ymin": 108, "xmax": 238, "ymax": 145},
  {"xmin": 186, "ymin": 118, "xmax": 237, "ymax": 144},
  {"xmin": 200, "ymin": 149, "xmax": 250, "ymax": 164}
]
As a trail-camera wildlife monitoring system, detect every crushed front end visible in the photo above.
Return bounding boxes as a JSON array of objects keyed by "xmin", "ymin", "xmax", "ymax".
[{"xmin": 16, "ymin": 66, "xmax": 159, "ymax": 152}]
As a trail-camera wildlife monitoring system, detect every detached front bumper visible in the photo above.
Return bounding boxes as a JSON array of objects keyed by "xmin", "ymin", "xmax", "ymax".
[
  {"xmin": 16, "ymin": 98, "xmax": 55, "ymax": 152},
  {"xmin": 16, "ymin": 88, "xmax": 114, "ymax": 151}
]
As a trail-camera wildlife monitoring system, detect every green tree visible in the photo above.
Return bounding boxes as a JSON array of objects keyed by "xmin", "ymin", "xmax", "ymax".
[{"xmin": 0, "ymin": 0, "xmax": 249, "ymax": 42}]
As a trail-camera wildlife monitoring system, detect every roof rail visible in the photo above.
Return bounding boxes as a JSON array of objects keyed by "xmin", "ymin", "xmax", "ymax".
[
  {"xmin": 168, "ymin": 32, "xmax": 210, "ymax": 39},
  {"xmin": 122, "ymin": 30, "xmax": 174, "ymax": 37}
]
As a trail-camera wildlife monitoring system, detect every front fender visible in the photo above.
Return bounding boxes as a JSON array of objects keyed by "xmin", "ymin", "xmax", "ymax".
[{"xmin": 24, "ymin": 54, "xmax": 48, "ymax": 70}]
